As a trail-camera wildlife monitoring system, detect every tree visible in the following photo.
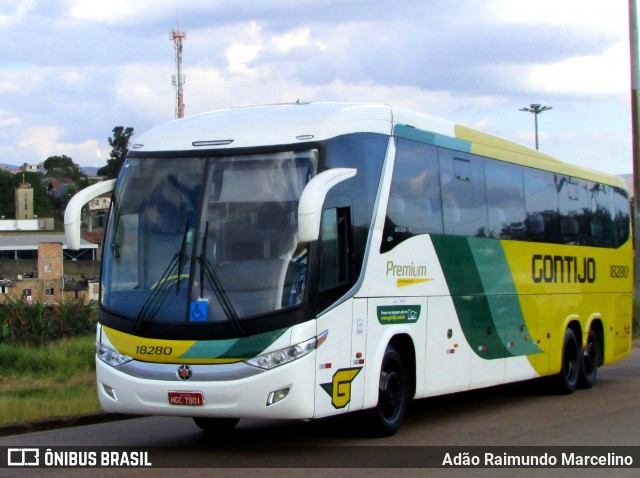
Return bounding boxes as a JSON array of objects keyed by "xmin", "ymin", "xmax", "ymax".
[
  {"xmin": 98, "ymin": 126, "xmax": 134, "ymax": 179},
  {"xmin": 0, "ymin": 169, "xmax": 16, "ymax": 218},
  {"xmin": 43, "ymin": 155, "xmax": 85, "ymax": 181}
]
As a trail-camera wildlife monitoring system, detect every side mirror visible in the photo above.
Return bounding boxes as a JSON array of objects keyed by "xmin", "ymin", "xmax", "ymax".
[
  {"xmin": 64, "ymin": 179, "xmax": 116, "ymax": 250},
  {"xmin": 297, "ymin": 168, "xmax": 357, "ymax": 242}
]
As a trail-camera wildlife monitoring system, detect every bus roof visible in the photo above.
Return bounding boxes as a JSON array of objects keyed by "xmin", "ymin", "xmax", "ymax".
[{"xmin": 133, "ymin": 102, "xmax": 628, "ymax": 191}]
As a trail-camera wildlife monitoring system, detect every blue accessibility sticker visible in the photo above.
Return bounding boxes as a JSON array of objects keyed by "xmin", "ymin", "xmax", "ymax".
[{"xmin": 189, "ymin": 300, "xmax": 209, "ymax": 322}]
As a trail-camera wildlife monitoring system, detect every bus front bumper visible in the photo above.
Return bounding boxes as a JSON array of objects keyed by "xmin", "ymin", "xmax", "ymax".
[{"xmin": 95, "ymin": 354, "xmax": 317, "ymax": 420}]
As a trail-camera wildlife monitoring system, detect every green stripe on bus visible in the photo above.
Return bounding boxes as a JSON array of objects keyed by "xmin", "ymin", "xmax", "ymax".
[
  {"xmin": 431, "ymin": 235, "xmax": 541, "ymax": 359},
  {"xmin": 179, "ymin": 327, "xmax": 289, "ymax": 360},
  {"xmin": 467, "ymin": 238, "xmax": 541, "ymax": 357},
  {"xmin": 394, "ymin": 124, "xmax": 472, "ymax": 152}
]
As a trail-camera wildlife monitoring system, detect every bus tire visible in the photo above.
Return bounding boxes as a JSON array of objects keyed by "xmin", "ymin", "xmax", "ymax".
[
  {"xmin": 551, "ymin": 327, "xmax": 580, "ymax": 394},
  {"xmin": 365, "ymin": 345, "xmax": 409, "ymax": 437},
  {"xmin": 193, "ymin": 417, "xmax": 239, "ymax": 433},
  {"xmin": 578, "ymin": 328, "xmax": 599, "ymax": 389}
]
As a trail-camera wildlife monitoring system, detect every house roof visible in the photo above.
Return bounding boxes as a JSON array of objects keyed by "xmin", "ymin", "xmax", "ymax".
[{"xmin": 0, "ymin": 233, "xmax": 98, "ymax": 251}]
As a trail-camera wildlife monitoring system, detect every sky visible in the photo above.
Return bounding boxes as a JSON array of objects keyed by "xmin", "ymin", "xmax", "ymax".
[{"xmin": 0, "ymin": 0, "xmax": 636, "ymax": 177}]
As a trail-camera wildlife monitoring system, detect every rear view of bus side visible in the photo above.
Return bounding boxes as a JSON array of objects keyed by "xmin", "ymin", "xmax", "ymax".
[{"xmin": 65, "ymin": 103, "xmax": 633, "ymax": 436}]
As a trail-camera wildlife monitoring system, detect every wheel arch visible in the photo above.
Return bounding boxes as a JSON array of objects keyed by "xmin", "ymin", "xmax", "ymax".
[
  {"xmin": 565, "ymin": 317, "xmax": 583, "ymax": 347},
  {"xmin": 387, "ymin": 333, "xmax": 417, "ymax": 400}
]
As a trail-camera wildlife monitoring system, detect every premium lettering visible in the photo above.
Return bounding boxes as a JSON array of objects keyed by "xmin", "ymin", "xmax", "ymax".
[
  {"xmin": 386, "ymin": 261, "xmax": 428, "ymax": 278},
  {"xmin": 531, "ymin": 254, "xmax": 596, "ymax": 283}
]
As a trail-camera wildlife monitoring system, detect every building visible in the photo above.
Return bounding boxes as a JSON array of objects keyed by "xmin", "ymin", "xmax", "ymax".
[
  {"xmin": 15, "ymin": 181, "xmax": 34, "ymax": 219},
  {"xmin": 18, "ymin": 162, "xmax": 44, "ymax": 174},
  {"xmin": 0, "ymin": 234, "xmax": 100, "ymax": 304}
]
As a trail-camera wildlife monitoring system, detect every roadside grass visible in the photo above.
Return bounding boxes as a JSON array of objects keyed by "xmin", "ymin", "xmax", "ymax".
[{"xmin": 0, "ymin": 335, "xmax": 101, "ymax": 425}]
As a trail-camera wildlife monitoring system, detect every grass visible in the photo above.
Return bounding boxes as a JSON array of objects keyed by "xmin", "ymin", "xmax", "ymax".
[{"xmin": 0, "ymin": 335, "xmax": 101, "ymax": 425}]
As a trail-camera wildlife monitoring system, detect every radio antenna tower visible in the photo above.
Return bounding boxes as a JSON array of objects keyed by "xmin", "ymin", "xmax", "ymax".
[{"xmin": 171, "ymin": 27, "xmax": 187, "ymax": 119}]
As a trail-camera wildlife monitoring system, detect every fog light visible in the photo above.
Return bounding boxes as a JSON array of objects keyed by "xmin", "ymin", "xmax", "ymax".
[
  {"xmin": 266, "ymin": 387, "xmax": 290, "ymax": 406},
  {"xmin": 102, "ymin": 383, "xmax": 119, "ymax": 402}
]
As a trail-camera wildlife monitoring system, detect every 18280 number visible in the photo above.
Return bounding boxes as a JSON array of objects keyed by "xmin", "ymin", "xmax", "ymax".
[{"xmin": 136, "ymin": 345, "xmax": 173, "ymax": 356}]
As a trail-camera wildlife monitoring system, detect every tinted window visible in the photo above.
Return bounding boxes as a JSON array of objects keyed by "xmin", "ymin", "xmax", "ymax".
[
  {"xmin": 587, "ymin": 182, "xmax": 615, "ymax": 247},
  {"xmin": 558, "ymin": 177, "xmax": 587, "ymax": 245},
  {"xmin": 382, "ymin": 139, "xmax": 442, "ymax": 252},
  {"xmin": 613, "ymin": 187, "xmax": 631, "ymax": 247},
  {"xmin": 320, "ymin": 133, "xmax": 388, "ymax": 308},
  {"xmin": 485, "ymin": 160, "xmax": 526, "ymax": 239},
  {"xmin": 524, "ymin": 169, "xmax": 559, "ymax": 243},
  {"xmin": 440, "ymin": 150, "xmax": 487, "ymax": 237}
]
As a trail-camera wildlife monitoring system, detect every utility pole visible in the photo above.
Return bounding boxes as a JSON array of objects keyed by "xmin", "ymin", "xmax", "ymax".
[
  {"xmin": 519, "ymin": 104, "xmax": 553, "ymax": 150},
  {"xmin": 629, "ymin": 0, "xmax": 640, "ymax": 299},
  {"xmin": 171, "ymin": 28, "xmax": 187, "ymax": 119},
  {"xmin": 630, "ymin": 0, "xmax": 639, "ymax": 219}
]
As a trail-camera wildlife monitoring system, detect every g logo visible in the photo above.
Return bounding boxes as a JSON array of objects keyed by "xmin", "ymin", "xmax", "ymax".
[{"xmin": 320, "ymin": 367, "xmax": 362, "ymax": 409}]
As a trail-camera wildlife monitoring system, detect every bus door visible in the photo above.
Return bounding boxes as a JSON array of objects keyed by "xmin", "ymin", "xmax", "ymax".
[{"xmin": 314, "ymin": 205, "xmax": 366, "ymax": 417}]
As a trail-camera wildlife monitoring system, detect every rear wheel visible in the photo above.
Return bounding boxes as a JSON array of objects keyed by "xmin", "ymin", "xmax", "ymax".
[
  {"xmin": 365, "ymin": 345, "xmax": 409, "ymax": 437},
  {"xmin": 551, "ymin": 328, "xmax": 580, "ymax": 394},
  {"xmin": 193, "ymin": 417, "xmax": 239, "ymax": 433},
  {"xmin": 578, "ymin": 328, "xmax": 600, "ymax": 389}
]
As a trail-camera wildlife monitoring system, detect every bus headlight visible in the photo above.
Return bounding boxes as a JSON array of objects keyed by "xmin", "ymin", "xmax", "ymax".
[
  {"xmin": 96, "ymin": 343, "xmax": 133, "ymax": 367},
  {"xmin": 246, "ymin": 330, "xmax": 328, "ymax": 370}
]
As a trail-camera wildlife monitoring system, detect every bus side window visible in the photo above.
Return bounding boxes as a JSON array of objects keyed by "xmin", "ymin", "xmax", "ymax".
[
  {"xmin": 319, "ymin": 207, "xmax": 351, "ymax": 290},
  {"xmin": 524, "ymin": 169, "xmax": 560, "ymax": 243},
  {"xmin": 317, "ymin": 207, "xmax": 352, "ymax": 310},
  {"xmin": 440, "ymin": 151, "xmax": 487, "ymax": 237},
  {"xmin": 588, "ymin": 182, "xmax": 614, "ymax": 247},
  {"xmin": 381, "ymin": 139, "xmax": 442, "ymax": 253},
  {"xmin": 613, "ymin": 187, "xmax": 631, "ymax": 247},
  {"xmin": 484, "ymin": 160, "xmax": 526, "ymax": 240}
]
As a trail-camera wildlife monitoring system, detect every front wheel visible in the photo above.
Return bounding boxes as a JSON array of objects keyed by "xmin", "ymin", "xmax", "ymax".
[{"xmin": 365, "ymin": 345, "xmax": 409, "ymax": 437}]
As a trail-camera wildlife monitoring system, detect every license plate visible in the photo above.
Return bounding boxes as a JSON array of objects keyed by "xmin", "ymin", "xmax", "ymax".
[{"xmin": 168, "ymin": 391, "xmax": 204, "ymax": 406}]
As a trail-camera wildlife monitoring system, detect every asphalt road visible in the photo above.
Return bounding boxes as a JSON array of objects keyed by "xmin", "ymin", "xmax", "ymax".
[{"xmin": 1, "ymin": 348, "xmax": 639, "ymax": 478}]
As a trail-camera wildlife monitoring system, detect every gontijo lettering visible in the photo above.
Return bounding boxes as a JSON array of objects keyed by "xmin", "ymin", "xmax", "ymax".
[{"xmin": 531, "ymin": 254, "xmax": 596, "ymax": 284}]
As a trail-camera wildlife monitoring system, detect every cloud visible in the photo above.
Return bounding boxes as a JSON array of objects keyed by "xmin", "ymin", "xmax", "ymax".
[
  {"xmin": 525, "ymin": 40, "xmax": 630, "ymax": 95},
  {"xmin": 0, "ymin": 0, "xmax": 35, "ymax": 27},
  {"xmin": 0, "ymin": 0, "xmax": 634, "ymax": 175},
  {"xmin": 15, "ymin": 126, "xmax": 107, "ymax": 168}
]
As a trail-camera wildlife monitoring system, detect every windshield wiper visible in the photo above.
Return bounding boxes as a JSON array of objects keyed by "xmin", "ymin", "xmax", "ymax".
[
  {"xmin": 133, "ymin": 219, "xmax": 190, "ymax": 332},
  {"xmin": 175, "ymin": 219, "xmax": 190, "ymax": 295},
  {"xmin": 197, "ymin": 221, "xmax": 245, "ymax": 336}
]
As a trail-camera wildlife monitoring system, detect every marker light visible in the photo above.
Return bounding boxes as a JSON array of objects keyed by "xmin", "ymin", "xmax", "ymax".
[
  {"xmin": 192, "ymin": 139, "xmax": 234, "ymax": 147},
  {"xmin": 96, "ymin": 343, "xmax": 133, "ymax": 367},
  {"xmin": 246, "ymin": 330, "xmax": 328, "ymax": 370}
]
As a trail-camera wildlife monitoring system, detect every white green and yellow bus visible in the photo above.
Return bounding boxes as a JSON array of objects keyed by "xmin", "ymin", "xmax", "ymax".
[{"xmin": 65, "ymin": 102, "xmax": 633, "ymax": 436}]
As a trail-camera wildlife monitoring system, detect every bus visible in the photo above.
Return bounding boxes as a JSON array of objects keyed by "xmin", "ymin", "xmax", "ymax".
[{"xmin": 65, "ymin": 102, "xmax": 633, "ymax": 436}]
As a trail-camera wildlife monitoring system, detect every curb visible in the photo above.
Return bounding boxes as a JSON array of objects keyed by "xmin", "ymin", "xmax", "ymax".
[{"xmin": 0, "ymin": 413, "xmax": 141, "ymax": 438}]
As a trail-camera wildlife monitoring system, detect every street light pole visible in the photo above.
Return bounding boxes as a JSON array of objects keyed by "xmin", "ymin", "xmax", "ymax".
[{"xmin": 519, "ymin": 103, "xmax": 553, "ymax": 150}]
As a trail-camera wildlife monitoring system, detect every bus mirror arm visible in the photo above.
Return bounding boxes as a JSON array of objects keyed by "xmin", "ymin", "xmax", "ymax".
[
  {"xmin": 297, "ymin": 168, "xmax": 357, "ymax": 242},
  {"xmin": 64, "ymin": 179, "xmax": 116, "ymax": 250}
]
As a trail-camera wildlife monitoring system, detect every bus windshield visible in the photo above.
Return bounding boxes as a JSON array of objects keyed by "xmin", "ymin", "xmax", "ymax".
[{"xmin": 101, "ymin": 150, "xmax": 318, "ymax": 327}]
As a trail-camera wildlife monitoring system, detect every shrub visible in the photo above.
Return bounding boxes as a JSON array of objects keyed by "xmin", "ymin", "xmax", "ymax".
[{"xmin": 0, "ymin": 298, "xmax": 98, "ymax": 346}]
